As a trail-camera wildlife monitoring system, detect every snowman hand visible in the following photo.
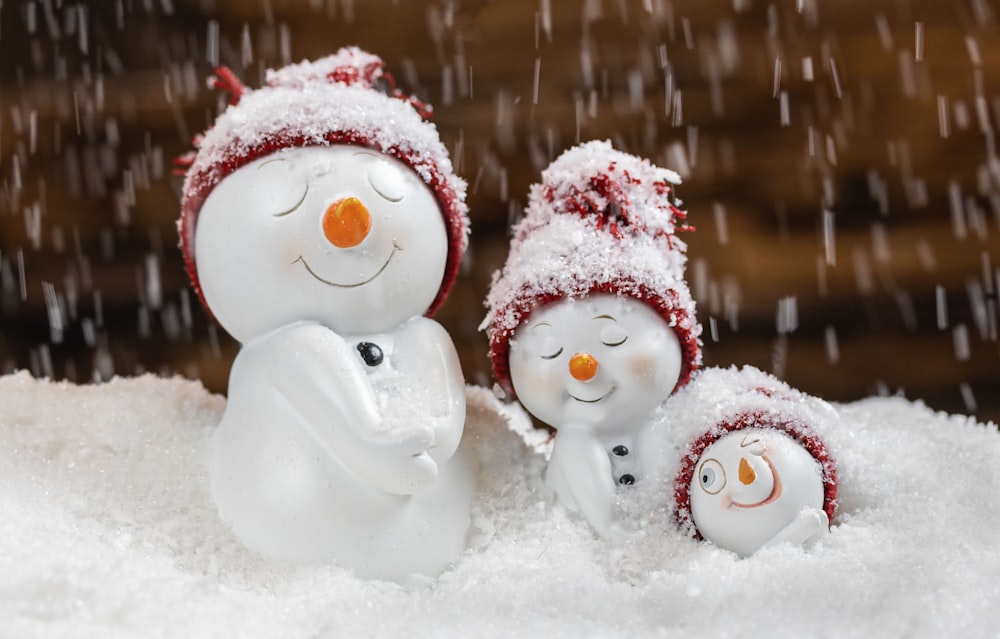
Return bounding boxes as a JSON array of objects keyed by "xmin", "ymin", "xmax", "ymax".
[
  {"xmin": 353, "ymin": 424, "xmax": 440, "ymax": 495},
  {"xmin": 762, "ymin": 508, "xmax": 829, "ymax": 550},
  {"xmin": 392, "ymin": 318, "xmax": 467, "ymax": 463},
  {"xmin": 549, "ymin": 425, "xmax": 620, "ymax": 538}
]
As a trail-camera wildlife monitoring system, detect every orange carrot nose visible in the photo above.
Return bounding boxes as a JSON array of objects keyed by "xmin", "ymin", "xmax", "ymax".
[
  {"xmin": 569, "ymin": 352, "xmax": 598, "ymax": 381},
  {"xmin": 739, "ymin": 458, "xmax": 757, "ymax": 485},
  {"xmin": 323, "ymin": 197, "xmax": 371, "ymax": 248}
]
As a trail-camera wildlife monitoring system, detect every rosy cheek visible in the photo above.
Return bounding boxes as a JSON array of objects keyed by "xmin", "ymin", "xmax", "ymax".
[
  {"xmin": 511, "ymin": 359, "xmax": 564, "ymax": 399},
  {"xmin": 629, "ymin": 352, "xmax": 657, "ymax": 379},
  {"xmin": 531, "ymin": 366, "xmax": 565, "ymax": 396},
  {"xmin": 511, "ymin": 365, "xmax": 569, "ymax": 426}
]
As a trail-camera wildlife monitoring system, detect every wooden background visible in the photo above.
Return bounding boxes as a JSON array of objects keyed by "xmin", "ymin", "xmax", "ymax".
[{"xmin": 2, "ymin": 0, "xmax": 999, "ymax": 422}]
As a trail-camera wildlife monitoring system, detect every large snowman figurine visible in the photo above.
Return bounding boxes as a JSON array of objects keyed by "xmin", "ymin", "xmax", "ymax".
[
  {"xmin": 176, "ymin": 48, "xmax": 473, "ymax": 580},
  {"xmin": 483, "ymin": 141, "xmax": 702, "ymax": 537},
  {"xmin": 669, "ymin": 366, "xmax": 839, "ymax": 556}
]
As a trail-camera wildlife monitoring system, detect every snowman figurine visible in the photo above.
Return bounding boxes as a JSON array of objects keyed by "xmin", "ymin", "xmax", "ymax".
[
  {"xmin": 176, "ymin": 48, "xmax": 473, "ymax": 580},
  {"xmin": 670, "ymin": 366, "xmax": 839, "ymax": 556},
  {"xmin": 483, "ymin": 141, "xmax": 702, "ymax": 537}
]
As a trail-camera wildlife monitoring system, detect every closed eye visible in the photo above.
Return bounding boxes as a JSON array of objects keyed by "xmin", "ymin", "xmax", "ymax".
[
  {"xmin": 273, "ymin": 183, "xmax": 309, "ymax": 217},
  {"xmin": 365, "ymin": 155, "xmax": 411, "ymax": 202},
  {"xmin": 598, "ymin": 320, "xmax": 628, "ymax": 347},
  {"xmin": 541, "ymin": 347, "xmax": 564, "ymax": 360},
  {"xmin": 368, "ymin": 174, "xmax": 405, "ymax": 202},
  {"xmin": 256, "ymin": 156, "xmax": 309, "ymax": 217}
]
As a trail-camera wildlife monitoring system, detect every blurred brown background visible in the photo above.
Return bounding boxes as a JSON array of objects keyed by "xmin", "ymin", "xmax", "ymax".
[{"xmin": 1, "ymin": 0, "xmax": 999, "ymax": 422}]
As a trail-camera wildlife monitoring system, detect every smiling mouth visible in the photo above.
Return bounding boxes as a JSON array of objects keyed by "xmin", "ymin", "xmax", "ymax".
[
  {"xmin": 730, "ymin": 455, "xmax": 783, "ymax": 509},
  {"xmin": 569, "ymin": 386, "xmax": 617, "ymax": 404},
  {"xmin": 293, "ymin": 243, "xmax": 399, "ymax": 288}
]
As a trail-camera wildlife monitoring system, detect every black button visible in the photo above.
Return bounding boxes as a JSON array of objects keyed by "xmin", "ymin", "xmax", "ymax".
[
  {"xmin": 612, "ymin": 445, "xmax": 629, "ymax": 457},
  {"xmin": 356, "ymin": 342, "xmax": 384, "ymax": 367},
  {"xmin": 619, "ymin": 474, "xmax": 635, "ymax": 485}
]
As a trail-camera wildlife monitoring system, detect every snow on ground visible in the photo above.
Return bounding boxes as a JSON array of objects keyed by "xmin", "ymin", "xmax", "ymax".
[{"xmin": 1, "ymin": 370, "xmax": 999, "ymax": 638}]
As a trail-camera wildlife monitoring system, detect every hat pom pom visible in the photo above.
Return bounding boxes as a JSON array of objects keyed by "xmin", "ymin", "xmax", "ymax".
[
  {"xmin": 208, "ymin": 66, "xmax": 247, "ymax": 106},
  {"xmin": 529, "ymin": 141, "xmax": 690, "ymax": 243}
]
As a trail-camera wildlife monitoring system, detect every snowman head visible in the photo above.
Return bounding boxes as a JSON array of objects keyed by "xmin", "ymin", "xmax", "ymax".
[
  {"xmin": 508, "ymin": 293, "xmax": 682, "ymax": 429},
  {"xmin": 177, "ymin": 48, "xmax": 468, "ymax": 339},
  {"xmin": 688, "ymin": 428, "xmax": 826, "ymax": 556},
  {"xmin": 194, "ymin": 146, "xmax": 448, "ymax": 339},
  {"xmin": 668, "ymin": 375, "xmax": 839, "ymax": 557},
  {"xmin": 484, "ymin": 141, "xmax": 702, "ymax": 402}
]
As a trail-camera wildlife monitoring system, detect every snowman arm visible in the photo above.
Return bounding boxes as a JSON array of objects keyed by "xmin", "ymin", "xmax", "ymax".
[
  {"xmin": 762, "ymin": 507, "xmax": 829, "ymax": 550},
  {"xmin": 393, "ymin": 318, "xmax": 467, "ymax": 454},
  {"xmin": 259, "ymin": 322, "xmax": 383, "ymax": 431},
  {"xmin": 549, "ymin": 425, "xmax": 619, "ymax": 537},
  {"xmin": 253, "ymin": 323, "xmax": 436, "ymax": 492}
]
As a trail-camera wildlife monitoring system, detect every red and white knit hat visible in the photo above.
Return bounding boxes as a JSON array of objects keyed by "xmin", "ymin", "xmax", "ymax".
[
  {"xmin": 176, "ymin": 47, "xmax": 469, "ymax": 317},
  {"xmin": 482, "ymin": 140, "xmax": 702, "ymax": 397},
  {"xmin": 669, "ymin": 366, "xmax": 839, "ymax": 537}
]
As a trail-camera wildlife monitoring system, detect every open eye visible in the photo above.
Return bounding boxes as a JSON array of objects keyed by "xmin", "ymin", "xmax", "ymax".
[
  {"xmin": 367, "ymin": 157, "xmax": 411, "ymax": 202},
  {"xmin": 599, "ymin": 323, "xmax": 628, "ymax": 347},
  {"xmin": 253, "ymin": 157, "xmax": 309, "ymax": 217},
  {"xmin": 697, "ymin": 459, "xmax": 726, "ymax": 494}
]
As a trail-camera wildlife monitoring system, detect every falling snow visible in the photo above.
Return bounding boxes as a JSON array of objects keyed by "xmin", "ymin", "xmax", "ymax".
[{"xmin": 1, "ymin": 0, "xmax": 1000, "ymax": 632}]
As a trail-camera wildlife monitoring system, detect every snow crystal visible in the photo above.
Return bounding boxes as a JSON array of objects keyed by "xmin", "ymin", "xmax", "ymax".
[
  {"xmin": 187, "ymin": 78, "xmax": 463, "ymax": 205},
  {"xmin": 482, "ymin": 140, "xmax": 701, "ymax": 395},
  {"xmin": 654, "ymin": 366, "xmax": 841, "ymax": 457},
  {"xmin": 482, "ymin": 140, "xmax": 695, "ymax": 340},
  {"xmin": 180, "ymin": 48, "xmax": 469, "ymax": 262},
  {"xmin": 264, "ymin": 47, "xmax": 384, "ymax": 89},
  {"xmin": 2, "ymin": 371, "xmax": 1000, "ymax": 637}
]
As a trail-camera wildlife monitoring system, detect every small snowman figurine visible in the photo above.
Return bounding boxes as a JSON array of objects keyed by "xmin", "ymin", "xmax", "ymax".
[
  {"xmin": 482, "ymin": 141, "xmax": 702, "ymax": 537},
  {"xmin": 176, "ymin": 48, "xmax": 473, "ymax": 579},
  {"xmin": 670, "ymin": 366, "xmax": 839, "ymax": 556}
]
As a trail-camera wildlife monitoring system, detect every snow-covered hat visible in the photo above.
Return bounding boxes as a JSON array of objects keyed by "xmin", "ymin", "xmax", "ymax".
[
  {"xmin": 482, "ymin": 140, "xmax": 702, "ymax": 397},
  {"xmin": 669, "ymin": 366, "xmax": 839, "ymax": 537},
  {"xmin": 176, "ymin": 47, "xmax": 469, "ymax": 317}
]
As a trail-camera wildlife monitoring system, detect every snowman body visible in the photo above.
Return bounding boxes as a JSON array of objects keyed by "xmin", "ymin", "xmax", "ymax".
[
  {"xmin": 195, "ymin": 145, "xmax": 473, "ymax": 579},
  {"xmin": 508, "ymin": 293, "xmax": 682, "ymax": 537},
  {"xmin": 689, "ymin": 428, "xmax": 827, "ymax": 556}
]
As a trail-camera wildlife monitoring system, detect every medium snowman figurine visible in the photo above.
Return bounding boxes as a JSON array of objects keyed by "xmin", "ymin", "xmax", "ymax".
[
  {"xmin": 176, "ymin": 48, "xmax": 474, "ymax": 580},
  {"xmin": 483, "ymin": 141, "xmax": 702, "ymax": 537},
  {"xmin": 670, "ymin": 366, "xmax": 839, "ymax": 556}
]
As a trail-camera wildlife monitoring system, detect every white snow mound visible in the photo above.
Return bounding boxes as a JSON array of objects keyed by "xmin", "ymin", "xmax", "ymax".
[{"xmin": 1, "ymin": 370, "xmax": 999, "ymax": 638}]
